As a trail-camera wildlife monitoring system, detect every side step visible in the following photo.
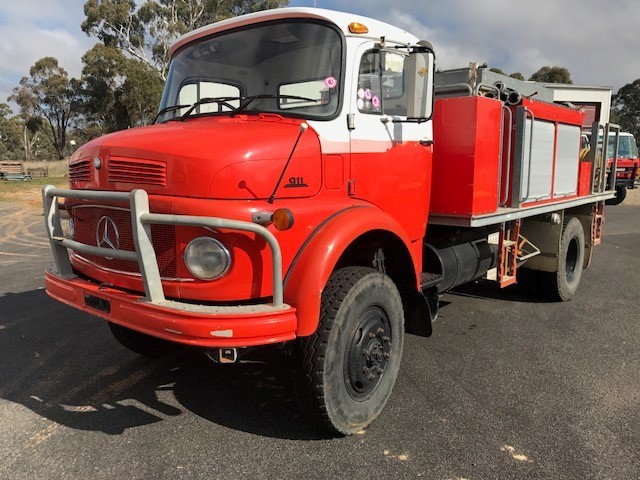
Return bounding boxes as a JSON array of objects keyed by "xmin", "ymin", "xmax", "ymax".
[{"xmin": 420, "ymin": 272, "xmax": 444, "ymax": 291}]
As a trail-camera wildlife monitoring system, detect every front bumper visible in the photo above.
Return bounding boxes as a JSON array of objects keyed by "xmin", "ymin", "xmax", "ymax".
[
  {"xmin": 45, "ymin": 271, "xmax": 297, "ymax": 347},
  {"xmin": 42, "ymin": 186, "xmax": 296, "ymax": 347}
]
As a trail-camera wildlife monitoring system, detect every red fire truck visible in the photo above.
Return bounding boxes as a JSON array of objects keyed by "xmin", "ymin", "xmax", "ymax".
[
  {"xmin": 43, "ymin": 8, "xmax": 618, "ymax": 435},
  {"xmin": 606, "ymin": 131, "xmax": 639, "ymax": 205}
]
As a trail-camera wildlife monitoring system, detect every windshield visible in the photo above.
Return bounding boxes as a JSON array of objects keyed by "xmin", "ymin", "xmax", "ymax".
[
  {"xmin": 157, "ymin": 20, "xmax": 343, "ymax": 123},
  {"xmin": 607, "ymin": 135, "xmax": 639, "ymax": 158}
]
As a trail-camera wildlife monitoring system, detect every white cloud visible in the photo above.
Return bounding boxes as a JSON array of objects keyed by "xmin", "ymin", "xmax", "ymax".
[
  {"xmin": 0, "ymin": 22, "xmax": 93, "ymax": 103},
  {"xmin": 2, "ymin": 0, "xmax": 639, "ymax": 111},
  {"xmin": 0, "ymin": 0, "xmax": 93, "ymax": 106},
  {"xmin": 296, "ymin": 0, "xmax": 640, "ymax": 90}
]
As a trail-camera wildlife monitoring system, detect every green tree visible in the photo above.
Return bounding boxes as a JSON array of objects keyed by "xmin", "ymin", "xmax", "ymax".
[
  {"xmin": 82, "ymin": 0, "xmax": 289, "ymax": 80},
  {"xmin": 529, "ymin": 66, "xmax": 572, "ymax": 84},
  {"xmin": 0, "ymin": 104, "xmax": 15, "ymax": 159},
  {"xmin": 79, "ymin": 43, "xmax": 129, "ymax": 132},
  {"xmin": 612, "ymin": 79, "xmax": 640, "ymax": 140},
  {"xmin": 79, "ymin": 44, "xmax": 164, "ymax": 132},
  {"xmin": 9, "ymin": 57, "xmax": 80, "ymax": 159},
  {"xmin": 509, "ymin": 72, "xmax": 525, "ymax": 81},
  {"xmin": 119, "ymin": 58, "xmax": 164, "ymax": 126}
]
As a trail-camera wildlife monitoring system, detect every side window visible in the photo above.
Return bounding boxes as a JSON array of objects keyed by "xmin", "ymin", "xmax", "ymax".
[
  {"xmin": 357, "ymin": 51, "xmax": 407, "ymax": 116},
  {"xmin": 178, "ymin": 81, "xmax": 241, "ymax": 114},
  {"xmin": 279, "ymin": 79, "xmax": 332, "ymax": 110}
]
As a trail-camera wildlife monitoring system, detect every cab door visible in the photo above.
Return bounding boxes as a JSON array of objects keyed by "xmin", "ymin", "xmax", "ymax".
[{"xmin": 348, "ymin": 43, "xmax": 434, "ymax": 240}]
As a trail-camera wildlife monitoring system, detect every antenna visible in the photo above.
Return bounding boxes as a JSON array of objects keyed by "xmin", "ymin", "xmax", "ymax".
[{"xmin": 268, "ymin": 123, "xmax": 309, "ymax": 204}]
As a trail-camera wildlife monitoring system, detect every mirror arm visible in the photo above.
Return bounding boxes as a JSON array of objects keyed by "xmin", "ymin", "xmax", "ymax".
[{"xmin": 377, "ymin": 51, "xmax": 385, "ymax": 115}]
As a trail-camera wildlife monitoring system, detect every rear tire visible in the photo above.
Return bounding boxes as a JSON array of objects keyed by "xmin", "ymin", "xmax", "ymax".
[
  {"xmin": 299, "ymin": 267, "xmax": 404, "ymax": 436},
  {"xmin": 108, "ymin": 322, "xmax": 177, "ymax": 357},
  {"xmin": 606, "ymin": 186, "xmax": 627, "ymax": 205},
  {"xmin": 542, "ymin": 217, "xmax": 585, "ymax": 301}
]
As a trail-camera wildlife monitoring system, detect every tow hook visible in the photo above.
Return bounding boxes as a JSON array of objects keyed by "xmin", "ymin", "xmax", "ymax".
[{"xmin": 204, "ymin": 347, "xmax": 238, "ymax": 364}]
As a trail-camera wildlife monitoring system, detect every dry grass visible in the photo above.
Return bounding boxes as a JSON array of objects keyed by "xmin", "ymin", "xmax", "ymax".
[
  {"xmin": 0, "ymin": 160, "xmax": 68, "ymax": 206},
  {"xmin": 24, "ymin": 160, "xmax": 69, "ymax": 177},
  {"xmin": 0, "ymin": 177, "xmax": 68, "ymax": 207}
]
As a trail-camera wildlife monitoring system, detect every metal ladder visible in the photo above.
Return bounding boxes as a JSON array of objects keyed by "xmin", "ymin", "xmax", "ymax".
[{"xmin": 497, "ymin": 220, "xmax": 540, "ymax": 287}]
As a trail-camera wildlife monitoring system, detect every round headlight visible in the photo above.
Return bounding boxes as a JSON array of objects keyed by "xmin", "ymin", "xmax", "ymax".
[{"xmin": 184, "ymin": 237, "xmax": 231, "ymax": 280}]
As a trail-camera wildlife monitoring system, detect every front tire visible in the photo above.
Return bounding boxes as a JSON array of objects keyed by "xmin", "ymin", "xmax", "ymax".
[
  {"xmin": 541, "ymin": 217, "xmax": 585, "ymax": 301},
  {"xmin": 299, "ymin": 267, "xmax": 405, "ymax": 435}
]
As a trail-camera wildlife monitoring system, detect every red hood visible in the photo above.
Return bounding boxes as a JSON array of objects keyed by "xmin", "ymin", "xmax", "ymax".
[{"xmin": 70, "ymin": 115, "xmax": 321, "ymax": 200}]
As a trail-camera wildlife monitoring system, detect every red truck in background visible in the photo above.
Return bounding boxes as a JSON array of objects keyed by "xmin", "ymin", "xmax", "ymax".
[
  {"xmin": 43, "ymin": 8, "xmax": 618, "ymax": 435},
  {"xmin": 582, "ymin": 130, "xmax": 638, "ymax": 205},
  {"xmin": 606, "ymin": 131, "xmax": 639, "ymax": 204}
]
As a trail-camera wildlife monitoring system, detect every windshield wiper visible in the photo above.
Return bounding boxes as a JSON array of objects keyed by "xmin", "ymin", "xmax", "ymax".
[
  {"xmin": 152, "ymin": 104, "xmax": 191, "ymax": 124},
  {"xmin": 232, "ymin": 94, "xmax": 319, "ymax": 116},
  {"xmin": 160, "ymin": 94, "xmax": 321, "ymax": 123},
  {"xmin": 179, "ymin": 96, "xmax": 242, "ymax": 121}
]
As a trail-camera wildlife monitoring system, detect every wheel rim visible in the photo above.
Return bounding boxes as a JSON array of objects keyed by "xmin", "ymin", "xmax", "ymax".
[
  {"xmin": 344, "ymin": 305, "xmax": 392, "ymax": 401},
  {"xmin": 565, "ymin": 236, "xmax": 579, "ymax": 283}
]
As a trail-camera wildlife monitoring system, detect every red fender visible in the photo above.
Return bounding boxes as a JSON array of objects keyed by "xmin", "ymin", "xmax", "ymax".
[{"xmin": 284, "ymin": 206, "xmax": 419, "ymax": 336}]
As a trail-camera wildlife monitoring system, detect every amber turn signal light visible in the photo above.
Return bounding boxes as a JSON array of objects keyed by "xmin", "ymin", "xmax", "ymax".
[
  {"xmin": 348, "ymin": 22, "xmax": 369, "ymax": 34},
  {"xmin": 273, "ymin": 208, "xmax": 294, "ymax": 231}
]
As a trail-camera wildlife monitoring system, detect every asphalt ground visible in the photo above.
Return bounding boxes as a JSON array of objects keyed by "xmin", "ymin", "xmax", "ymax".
[{"xmin": 0, "ymin": 198, "xmax": 639, "ymax": 480}]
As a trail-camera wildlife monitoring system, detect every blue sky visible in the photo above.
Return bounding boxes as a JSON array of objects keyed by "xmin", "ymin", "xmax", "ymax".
[{"xmin": 2, "ymin": 0, "xmax": 639, "ymax": 115}]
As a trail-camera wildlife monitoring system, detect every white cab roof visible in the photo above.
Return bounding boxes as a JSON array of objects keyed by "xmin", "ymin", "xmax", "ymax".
[{"xmin": 169, "ymin": 8, "xmax": 420, "ymax": 58}]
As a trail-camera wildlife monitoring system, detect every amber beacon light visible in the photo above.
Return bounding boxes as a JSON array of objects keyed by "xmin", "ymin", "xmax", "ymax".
[{"xmin": 348, "ymin": 22, "xmax": 369, "ymax": 34}]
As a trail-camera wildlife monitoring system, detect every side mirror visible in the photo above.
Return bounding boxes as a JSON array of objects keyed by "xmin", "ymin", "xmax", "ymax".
[{"xmin": 406, "ymin": 46, "xmax": 435, "ymax": 120}]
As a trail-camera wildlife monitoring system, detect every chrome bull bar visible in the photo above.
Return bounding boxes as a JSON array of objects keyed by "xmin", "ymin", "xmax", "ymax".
[{"xmin": 42, "ymin": 186, "xmax": 285, "ymax": 307}]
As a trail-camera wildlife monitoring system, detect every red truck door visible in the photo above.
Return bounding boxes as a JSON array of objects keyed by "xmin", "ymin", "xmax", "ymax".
[{"xmin": 348, "ymin": 43, "xmax": 433, "ymax": 241}]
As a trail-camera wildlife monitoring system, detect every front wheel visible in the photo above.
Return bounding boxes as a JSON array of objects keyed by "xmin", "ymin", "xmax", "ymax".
[{"xmin": 299, "ymin": 267, "xmax": 405, "ymax": 435}]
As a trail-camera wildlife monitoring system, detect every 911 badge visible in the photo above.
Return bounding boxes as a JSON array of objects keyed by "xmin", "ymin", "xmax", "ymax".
[{"xmin": 284, "ymin": 176, "xmax": 308, "ymax": 188}]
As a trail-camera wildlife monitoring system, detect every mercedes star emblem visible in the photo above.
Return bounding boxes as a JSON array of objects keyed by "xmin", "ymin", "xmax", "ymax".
[{"xmin": 96, "ymin": 216, "xmax": 120, "ymax": 250}]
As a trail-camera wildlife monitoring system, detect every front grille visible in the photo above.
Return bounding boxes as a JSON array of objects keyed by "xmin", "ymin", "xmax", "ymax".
[
  {"xmin": 72, "ymin": 205, "xmax": 177, "ymax": 278},
  {"xmin": 108, "ymin": 157, "xmax": 167, "ymax": 186},
  {"xmin": 69, "ymin": 159, "xmax": 91, "ymax": 182}
]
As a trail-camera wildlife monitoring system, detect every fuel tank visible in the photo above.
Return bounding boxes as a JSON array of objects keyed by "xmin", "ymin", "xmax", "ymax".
[
  {"xmin": 424, "ymin": 229, "xmax": 497, "ymax": 292},
  {"xmin": 69, "ymin": 115, "xmax": 322, "ymax": 200}
]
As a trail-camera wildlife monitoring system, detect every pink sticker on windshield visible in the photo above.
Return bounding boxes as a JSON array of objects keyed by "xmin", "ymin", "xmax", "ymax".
[
  {"xmin": 372, "ymin": 96, "xmax": 381, "ymax": 108},
  {"xmin": 324, "ymin": 76, "xmax": 337, "ymax": 89},
  {"xmin": 364, "ymin": 89, "xmax": 372, "ymax": 100}
]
